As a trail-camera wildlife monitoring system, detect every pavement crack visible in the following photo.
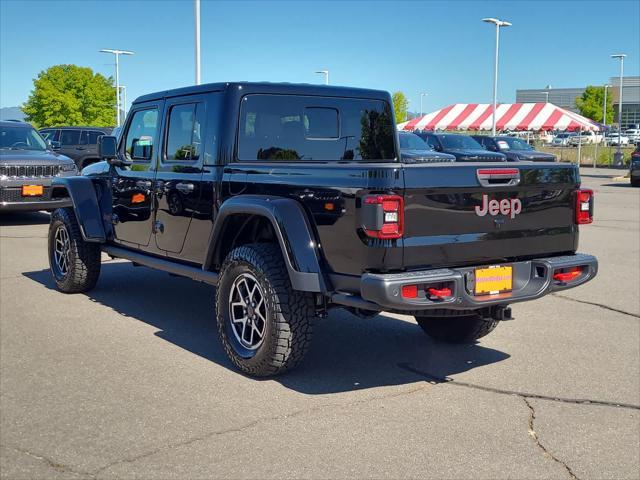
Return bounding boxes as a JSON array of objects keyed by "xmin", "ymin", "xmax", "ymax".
[
  {"xmin": 552, "ymin": 293, "xmax": 639, "ymax": 319},
  {"xmin": 398, "ymin": 363, "xmax": 640, "ymax": 410},
  {"xmin": 523, "ymin": 398, "xmax": 579, "ymax": 480},
  {"xmin": 91, "ymin": 384, "xmax": 430, "ymax": 475},
  {"xmin": 1, "ymin": 444, "xmax": 94, "ymax": 478}
]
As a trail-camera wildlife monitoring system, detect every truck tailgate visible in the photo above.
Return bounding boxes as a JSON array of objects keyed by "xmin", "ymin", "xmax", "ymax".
[{"xmin": 402, "ymin": 163, "xmax": 580, "ymax": 269}]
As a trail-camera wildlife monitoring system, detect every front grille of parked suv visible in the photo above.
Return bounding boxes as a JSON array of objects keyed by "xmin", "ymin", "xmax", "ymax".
[{"xmin": 0, "ymin": 165, "xmax": 61, "ymax": 178}]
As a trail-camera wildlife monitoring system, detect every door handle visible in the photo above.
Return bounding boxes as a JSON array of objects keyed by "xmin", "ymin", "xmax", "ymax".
[{"xmin": 176, "ymin": 182, "xmax": 195, "ymax": 194}]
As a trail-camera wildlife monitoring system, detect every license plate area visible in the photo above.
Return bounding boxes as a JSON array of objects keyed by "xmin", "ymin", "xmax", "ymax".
[
  {"xmin": 474, "ymin": 265, "xmax": 513, "ymax": 295},
  {"xmin": 22, "ymin": 185, "xmax": 44, "ymax": 197}
]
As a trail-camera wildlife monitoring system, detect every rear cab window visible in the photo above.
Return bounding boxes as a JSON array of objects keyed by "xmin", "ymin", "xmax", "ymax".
[{"xmin": 237, "ymin": 94, "xmax": 396, "ymax": 161}]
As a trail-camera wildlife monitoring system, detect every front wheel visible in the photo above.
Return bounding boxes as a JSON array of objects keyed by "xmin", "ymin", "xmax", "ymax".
[
  {"xmin": 48, "ymin": 208, "xmax": 101, "ymax": 293},
  {"xmin": 415, "ymin": 314, "xmax": 498, "ymax": 344},
  {"xmin": 215, "ymin": 243, "xmax": 315, "ymax": 377}
]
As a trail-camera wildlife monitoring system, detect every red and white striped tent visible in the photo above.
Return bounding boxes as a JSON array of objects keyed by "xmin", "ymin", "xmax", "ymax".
[{"xmin": 398, "ymin": 103, "xmax": 601, "ymax": 132}]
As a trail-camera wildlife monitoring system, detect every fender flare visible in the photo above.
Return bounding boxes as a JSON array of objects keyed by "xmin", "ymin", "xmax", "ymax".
[
  {"xmin": 51, "ymin": 176, "xmax": 106, "ymax": 243},
  {"xmin": 204, "ymin": 195, "xmax": 326, "ymax": 293}
]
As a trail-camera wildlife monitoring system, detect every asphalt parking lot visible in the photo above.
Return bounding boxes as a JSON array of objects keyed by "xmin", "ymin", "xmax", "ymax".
[{"xmin": 1, "ymin": 168, "xmax": 638, "ymax": 480}]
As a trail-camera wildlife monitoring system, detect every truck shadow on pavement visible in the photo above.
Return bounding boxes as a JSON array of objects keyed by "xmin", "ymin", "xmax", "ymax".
[
  {"xmin": 24, "ymin": 262, "xmax": 510, "ymax": 395},
  {"xmin": 0, "ymin": 211, "xmax": 50, "ymax": 226}
]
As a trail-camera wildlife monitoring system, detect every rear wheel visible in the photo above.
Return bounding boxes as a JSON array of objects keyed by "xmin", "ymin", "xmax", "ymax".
[
  {"xmin": 215, "ymin": 243, "xmax": 315, "ymax": 377},
  {"xmin": 48, "ymin": 208, "xmax": 101, "ymax": 293},
  {"xmin": 415, "ymin": 314, "xmax": 498, "ymax": 344}
]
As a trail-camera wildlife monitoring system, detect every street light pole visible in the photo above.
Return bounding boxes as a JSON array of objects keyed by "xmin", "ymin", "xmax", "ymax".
[
  {"xmin": 602, "ymin": 84, "xmax": 610, "ymax": 129},
  {"xmin": 100, "ymin": 49, "xmax": 134, "ymax": 127},
  {"xmin": 315, "ymin": 70, "xmax": 329, "ymax": 85},
  {"xmin": 611, "ymin": 54, "xmax": 626, "ymax": 165},
  {"xmin": 420, "ymin": 92, "xmax": 428, "ymax": 117},
  {"xmin": 483, "ymin": 17, "xmax": 511, "ymax": 136},
  {"xmin": 194, "ymin": 0, "xmax": 201, "ymax": 85}
]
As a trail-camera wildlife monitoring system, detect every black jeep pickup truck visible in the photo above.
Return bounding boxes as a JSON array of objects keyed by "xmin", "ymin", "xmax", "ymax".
[{"xmin": 46, "ymin": 82, "xmax": 598, "ymax": 377}]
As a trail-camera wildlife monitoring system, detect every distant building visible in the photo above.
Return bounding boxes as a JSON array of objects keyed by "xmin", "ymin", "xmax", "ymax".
[
  {"xmin": 516, "ymin": 76, "xmax": 640, "ymax": 129},
  {"xmin": 611, "ymin": 76, "xmax": 640, "ymax": 129},
  {"xmin": 516, "ymin": 88, "xmax": 585, "ymax": 113}
]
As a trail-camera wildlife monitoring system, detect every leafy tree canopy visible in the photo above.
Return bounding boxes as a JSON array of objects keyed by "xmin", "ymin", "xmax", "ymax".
[
  {"xmin": 392, "ymin": 91, "xmax": 409, "ymax": 124},
  {"xmin": 576, "ymin": 86, "xmax": 614, "ymax": 124},
  {"xmin": 22, "ymin": 64, "xmax": 116, "ymax": 128}
]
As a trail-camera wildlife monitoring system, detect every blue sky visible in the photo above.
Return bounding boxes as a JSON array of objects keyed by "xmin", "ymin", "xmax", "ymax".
[{"xmin": 1, "ymin": 0, "xmax": 639, "ymax": 114}]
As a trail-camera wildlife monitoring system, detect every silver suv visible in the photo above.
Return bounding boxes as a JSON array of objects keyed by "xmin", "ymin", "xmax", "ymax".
[{"xmin": 0, "ymin": 121, "xmax": 77, "ymax": 212}]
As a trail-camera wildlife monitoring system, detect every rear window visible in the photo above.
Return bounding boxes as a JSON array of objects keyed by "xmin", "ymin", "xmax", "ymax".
[{"xmin": 238, "ymin": 94, "xmax": 396, "ymax": 161}]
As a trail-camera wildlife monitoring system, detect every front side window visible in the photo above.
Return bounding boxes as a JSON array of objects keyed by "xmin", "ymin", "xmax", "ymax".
[
  {"xmin": 238, "ymin": 94, "xmax": 396, "ymax": 161},
  {"xmin": 0, "ymin": 125, "xmax": 47, "ymax": 151},
  {"xmin": 60, "ymin": 129, "xmax": 81, "ymax": 146},
  {"xmin": 399, "ymin": 133, "xmax": 429, "ymax": 150},
  {"xmin": 124, "ymin": 109, "xmax": 159, "ymax": 161},
  {"xmin": 165, "ymin": 103, "xmax": 204, "ymax": 161}
]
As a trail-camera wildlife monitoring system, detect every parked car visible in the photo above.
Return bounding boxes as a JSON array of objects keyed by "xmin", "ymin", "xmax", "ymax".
[
  {"xmin": 624, "ymin": 129, "xmax": 640, "ymax": 143},
  {"xmin": 630, "ymin": 144, "xmax": 640, "ymax": 187},
  {"xmin": 414, "ymin": 132, "xmax": 507, "ymax": 162},
  {"xmin": 398, "ymin": 131, "xmax": 455, "ymax": 163},
  {"xmin": 46, "ymin": 82, "xmax": 597, "ymax": 377},
  {"xmin": 551, "ymin": 132, "xmax": 577, "ymax": 146},
  {"xmin": 568, "ymin": 131, "xmax": 601, "ymax": 146},
  {"xmin": 472, "ymin": 135, "xmax": 557, "ymax": 162},
  {"xmin": 38, "ymin": 126, "xmax": 112, "ymax": 170},
  {"xmin": 0, "ymin": 121, "xmax": 77, "ymax": 212},
  {"xmin": 604, "ymin": 132, "xmax": 630, "ymax": 146}
]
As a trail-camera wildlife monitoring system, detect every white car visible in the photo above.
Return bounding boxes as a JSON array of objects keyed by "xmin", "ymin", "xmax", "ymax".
[
  {"xmin": 551, "ymin": 132, "xmax": 577, "ymax": 146},
  {"xmin": 568, "ymin": 131, "xmax": 602, "ymax": 146},
  {"xmin": 624, "ymin": 129, "xmax": 640, "ymax": 143},
  {"xmin": 605, "ymin": 133, "xmax": 630, "ymax": 146}
]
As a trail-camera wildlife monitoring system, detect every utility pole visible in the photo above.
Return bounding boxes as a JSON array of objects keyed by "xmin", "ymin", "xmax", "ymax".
[
  {"xmin": 195, "ymin": 0, "xmax": 201, "ymax": 85},
  {"xmin": 611, "ymin": 54, "xmax": 626, "ymax": 166},
  {"xmin": 100, "ymin": 49, "xmax": 134, "ymax": 127},
  {"xmin": 482, "ymin": 17, "xmax": 512, "ymax": 136}
]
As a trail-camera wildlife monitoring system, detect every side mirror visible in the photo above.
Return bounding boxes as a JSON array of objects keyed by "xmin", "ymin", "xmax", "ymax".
[
  {"xmin": 48, "ymin": 140, "xmax": 61, "ymax": 150},
  {"xmin": 98, "ymin": 135, "xmax": 129, "ymax": 166}
]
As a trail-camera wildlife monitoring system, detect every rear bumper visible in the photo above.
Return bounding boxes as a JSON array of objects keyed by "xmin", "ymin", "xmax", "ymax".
[{"xmin": 337, "ymin": 253, "xmax": 597, "ymax": 312}]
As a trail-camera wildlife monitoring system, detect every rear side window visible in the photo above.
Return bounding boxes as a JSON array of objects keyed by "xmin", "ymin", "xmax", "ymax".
[
  {"xmin": 79, "ymin": 130, "xmax": 105, "ymax": 145},
  {"xmin": 60, "ymin": 129, "xmax": 81, "ymax": 146},
  {"xmin": 165, "ymin": 103, "xmax": 204, "ymax": 161},
  {"xmin": 124, "ymin": 109, "xmax": 159, "ymax": 161},
  {"xmin": 238, "ymin": 94, "xmax": 396, "ymax": 161}
]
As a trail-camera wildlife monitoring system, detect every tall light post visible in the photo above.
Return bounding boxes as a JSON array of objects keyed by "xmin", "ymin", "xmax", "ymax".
[
  {"xmin": 482, "ymin": 17, "xmax": 511, "ymax": 136},
  {"xmin": 602, "ymin": 84, "xmax": 610, "ymax": 129},
  {"xmin": 420, "ymin": 92, "xmax": 428, "ymax": 117},
  {"xmin": 611, "ymin": 54, "xmax": 626, "ymax": 165},
  {"xmin": 194, "ymin": 0, "xmax": 201, "ymax": 85},
  {"xmin": 315, "ymin": 70, "xmax": 329, "ymax": 85},
  {"xmin": 100, "ymin": 49, "xmax": 134, "ymax": 127}
]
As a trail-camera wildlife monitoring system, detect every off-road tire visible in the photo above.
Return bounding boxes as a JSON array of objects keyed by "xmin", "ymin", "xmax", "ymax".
[
  {"xmin": 48, "ymin": 207, "xmax": 101, "ymax": 293},
  {"xmin": 415, "ymin": 314, "xmax": 498, "ymax": 344},
  {"xmin": 215, "ymin": 243, "xmax": 315, "ymax": 377}
]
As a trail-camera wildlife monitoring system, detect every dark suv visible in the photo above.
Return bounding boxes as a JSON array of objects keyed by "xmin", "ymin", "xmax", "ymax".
[
  {"xmin": 39, "ymin": 127, "xmax": 112, "ymax": 170},
  {"xmin": 415, "ymin": 132, "xmax": 507, "ymax": 162},
  {"xmin": 472, "ymin": 135, "xmax": 556, "ymax": 162}
]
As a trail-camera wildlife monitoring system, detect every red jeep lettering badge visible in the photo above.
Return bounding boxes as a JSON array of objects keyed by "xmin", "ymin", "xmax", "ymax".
[{"xmin": 475, "ymin": 195, "xmax": 522, "ymax": 219}]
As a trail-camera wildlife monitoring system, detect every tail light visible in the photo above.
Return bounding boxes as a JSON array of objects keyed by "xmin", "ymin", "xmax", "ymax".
[
  {"xmin": 362, "ymin": 194, "xmax": 404, "ymax": 239},
  {"xmin": 575, "ymin": 188, "xmax": 594, "ymax": 224}
]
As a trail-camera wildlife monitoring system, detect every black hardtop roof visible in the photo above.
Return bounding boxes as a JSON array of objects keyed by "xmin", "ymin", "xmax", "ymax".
[
  {"xmin": 133, "ymin": 82, "xmax": 391, "ymax": 105},
  {"xmin": 39, "ymin": 126, "xmax": 112, "ymax": 131}
]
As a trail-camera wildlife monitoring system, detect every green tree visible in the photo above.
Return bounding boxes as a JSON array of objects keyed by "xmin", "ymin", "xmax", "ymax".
[
  {"xmin": 576, "ymin": 86, "xmax": 614, "ymax": 124},
  {"xmin": 392, "ymin": 91, "xmax": 409, "ymax": 124},
  {"xmin": 22, "ymin": 65, "xmax": 116, "ymax": 127}
]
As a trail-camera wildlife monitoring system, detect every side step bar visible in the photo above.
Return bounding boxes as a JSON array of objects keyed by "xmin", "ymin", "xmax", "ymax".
[{"xmin": 101, "ymin": 245, "xmax": 219, "ymax": 286}]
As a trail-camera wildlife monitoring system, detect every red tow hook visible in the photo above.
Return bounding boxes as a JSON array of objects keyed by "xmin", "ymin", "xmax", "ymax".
[
  {"xmin": 428, "ymin": 287, "xmax": 452, "ymax": 300},
  {"xmin": 553, "ymin": 267, "xmax": 583, "ymax": 282}
]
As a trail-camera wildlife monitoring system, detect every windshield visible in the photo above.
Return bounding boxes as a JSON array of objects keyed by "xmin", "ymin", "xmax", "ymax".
[
  {"xmin": 439, "ymin": 135, "xmax": 482, "ymax": 149},
  {"xmin": 501, "ymin": 137, "xmax": 532, "ymax": 150},
  {"xmin": 399, "ymin": 133, "xmax": 430, "ymax": 150},
  {"xmin": 0, "ymin": 125, "xmax": 47, "ymax": 151}
]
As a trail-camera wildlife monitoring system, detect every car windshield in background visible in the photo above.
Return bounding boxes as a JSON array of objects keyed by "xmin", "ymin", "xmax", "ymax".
[
  {"xmin": 238, "ymin": 95, "xmax": 396, "ymax": 161},
  {"xmin": 502, "ymin": 137, "xmax": 532, "ymax": 150},
  {"xmin": 399, "ymin": 133, "xmax": 430, "ymax": 150},
  {"xmin": 0, "ymin": 125, "xmax": 47, "ymax": 151},
  {"xmin": 439, "ymin": 135, "xmax": 482, "ymax": 149}
]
